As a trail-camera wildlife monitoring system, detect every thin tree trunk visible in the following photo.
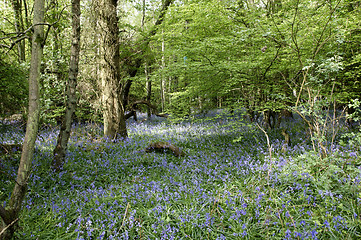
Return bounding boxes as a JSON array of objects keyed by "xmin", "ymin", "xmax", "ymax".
[
  {"xmin": 120, "ymin": 0, "xmax": 174, "ymax": 110},
  {"xmin": 142, "ymin": 0, "xmax": 152, "ymax": 119},
  {"xmin": 97, "ymin": 0, "xmax": 127, "ymax": 140},
  {"xmin": 161, "ymin": 30, "xmax": 165, "ymax": 112},
  {"xmin": 52, "ymin": 0, "xmax": 81, "ymax": 171},
  {"xmin": 141, "ymin": 0, "xmax": 145, "ymax": 27},
  {"xmin": 0, "ymin": 0, "xmax": 44, "ymax": 237},
  {"xmin": 145, "ymin": 63, "xmax": 152, "ymax": 118},
  {"xmin": 11, "ymin": 0, "xmax": 26, "ymax": 62},
  {"xmin": 168, "ymin": 75, "xmax": 172, "ymax": 105}
]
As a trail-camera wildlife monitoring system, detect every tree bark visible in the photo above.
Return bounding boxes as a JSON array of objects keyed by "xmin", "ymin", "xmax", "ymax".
[
  {"xmin": 142, "ymin": 0, "xmax": 152, "ymax": 119},
  {"xmin": 11, "ymin": 0, "xmax": 26, "ymax": 62},
  {"xmin": 160, "ymin": 30, "xmax": 165, "ymax": 112},
  {"xmin": 97, "ymin": 0, "xmax": 127, "ymax": 140},
  {"xmin": 145, "ymin": 64, "xmax": 152, "ymax": 118},
  {"xmin": 0, "ymin": 0, "xmax": 44, "ymax": 237},
  {"xmin": 52, "ymin": 0, "xmax": 81, "ymax": 171}
]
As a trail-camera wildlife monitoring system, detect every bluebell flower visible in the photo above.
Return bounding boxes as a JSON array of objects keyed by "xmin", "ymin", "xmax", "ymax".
[
  {"xmin": 349, "ymin": 152, "xmax": 357, "ymax": 157},
  {"xmin": 284, "ymin": 229, "xmax": 292, "ymax": 239},
  {"xmin": 323, "ymin": 219, "xmax": 331, "ymax": 229}
]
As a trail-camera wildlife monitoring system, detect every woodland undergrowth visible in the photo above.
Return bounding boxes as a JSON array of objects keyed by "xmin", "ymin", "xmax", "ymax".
[{"xmin": 0, "ymin": 110, "xmax": 360, "ymax": 239}]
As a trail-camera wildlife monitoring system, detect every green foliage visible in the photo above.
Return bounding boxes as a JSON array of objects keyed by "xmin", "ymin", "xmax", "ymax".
[
  {"xmin": 340, "ymin": 99, "xmax": 361, "ymax": 149},
  {"xmin": 40, "ymin": 44, "xmax": 69, "ymax": 124},
  {"xmin": 0, "ymin": 60, "xmax": 28, "ymax": 116},
  {"xmin": 167, "ymin": 91, "xmax": 191, "ymax": 118},
  {"xmin": 3, "ymin": 0, "xmax": 359, "ymax": 126},
  {"xmin": 339, "ymin": 53, "xmax": 361, "ymax": 102},
  {"xmin": 40, "ymin": 72, "xmax": 66, "ymax": 124},
  {"xmin": 279, "ymin": 151, "xmax": 360, "ymax": 192},
  {"xmin": 147, "ymin": 0, "xmax": 361, "ymax": 122}
]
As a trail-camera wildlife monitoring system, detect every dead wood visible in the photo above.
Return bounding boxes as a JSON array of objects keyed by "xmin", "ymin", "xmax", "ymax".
[
  {"xmin": 145, "ymin": 141, "xmax": 185, "ymax": 157},
  {"xmin": 281, "ymin": 129, "xmax": 291, "ymax": 146},
  {"xmin": 281, "ymin": 128, "xmax": 291, "ymax": 153}
]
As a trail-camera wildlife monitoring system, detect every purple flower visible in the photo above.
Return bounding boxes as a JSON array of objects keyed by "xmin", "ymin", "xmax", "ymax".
[
  {"xmin": 349, "ymin": 152, "xmax": 357, "ymax": 157},
  {"xmin": 323, "ymin": 220, "xmax": 330, "ymax": 228},
  {"xmin": 285, "ymin": 229, "xmax": 292, "ymax": 239}
]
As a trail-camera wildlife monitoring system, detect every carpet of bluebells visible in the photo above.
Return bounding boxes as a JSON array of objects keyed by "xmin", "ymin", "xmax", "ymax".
[{"xmin": 1, "ymin": 110, "xmax": 361, "ymax": 239}]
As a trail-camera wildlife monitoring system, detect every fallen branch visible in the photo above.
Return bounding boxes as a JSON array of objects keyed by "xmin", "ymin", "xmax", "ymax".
[
  {"xmin": 145, "ymin": 141, "xmax": 185, "ymax": 157},
  {"xmin": 0, "ymin": 217, "xmax": 18, "ymax": 237}
]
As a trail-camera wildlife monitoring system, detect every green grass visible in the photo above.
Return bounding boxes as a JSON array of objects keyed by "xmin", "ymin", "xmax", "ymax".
[{"xmin": 0, "ymin": 111, "xmax": 360, "ymax": 239}]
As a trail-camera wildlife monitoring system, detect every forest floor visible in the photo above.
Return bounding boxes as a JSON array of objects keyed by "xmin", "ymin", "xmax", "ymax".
[{"xmin": 1, "ymin": 110, "xmax": 360, "ymax": 239}]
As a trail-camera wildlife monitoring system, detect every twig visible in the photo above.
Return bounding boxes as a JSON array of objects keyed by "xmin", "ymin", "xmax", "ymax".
[
  {"xmin": 0, "ymin": 218, "xmax": 19, "ymax": 237},
  {"xmin": 185, "ymin": 234, "xmax": 194, "ymax": 239},
  {"xmin": 255, "ymin": 122, "xmax": 272, "ymax": 160},
  {"xmin": 1, "ymin": 4, "xmax": 70, "ymax": 53},
  {"xmin": 120, "ymin": 202, "xmax": 130, "ymax": 229},
  {"xmin": 255, "ymin": 122, "xmax": 273, "ymax": 181},
  {"xmin": 0, "ymin": 167, "xmax": 23, "ymax": 187},
  {"xmin": 115, "ymin": 202, "xmax": 130, "ymax": 236}
]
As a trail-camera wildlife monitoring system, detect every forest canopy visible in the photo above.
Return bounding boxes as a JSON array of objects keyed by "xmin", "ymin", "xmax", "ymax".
[{"xmin": 0, "ymin": 0, "xmax": 359, "ymax": 122}]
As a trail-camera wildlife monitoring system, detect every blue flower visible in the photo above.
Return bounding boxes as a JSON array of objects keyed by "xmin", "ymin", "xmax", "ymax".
[{"xmin": 284, "ymin": 229, "xmax": 292, "ymax": 239}]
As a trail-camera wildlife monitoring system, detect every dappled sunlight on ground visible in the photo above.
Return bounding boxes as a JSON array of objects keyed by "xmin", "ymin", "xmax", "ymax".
[{"xmin": 1, "ymin": 110, "xmax": 360, "ymax": 239}]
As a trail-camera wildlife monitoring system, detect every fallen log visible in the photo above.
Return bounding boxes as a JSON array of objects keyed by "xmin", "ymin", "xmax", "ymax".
[{"xmin": 145, "ymin": 141, "xmax": 185, "ymax": 157}]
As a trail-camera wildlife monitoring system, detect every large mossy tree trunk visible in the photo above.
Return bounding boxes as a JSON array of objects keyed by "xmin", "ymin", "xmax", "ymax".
[
  {"xmin": 97, "ymin": 0, "xmax": 127, "ymax": 140},
  {"xmin": 52, "ymin": 0, "xmax": 81, "ymax": 171},
  {"xmin": 0, "ymin": 0, "xmax": 44, "ymax": 237}
]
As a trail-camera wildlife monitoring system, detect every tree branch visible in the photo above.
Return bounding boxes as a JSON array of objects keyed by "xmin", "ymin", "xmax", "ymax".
[
  {"xmin": 147, "ymin": 0, "xmax": 174, "ymax": 40},
  {"xmin": 125, "ymin": 100, "xmax": 168, "ymax": 120},
  {"xmin": 1, "ymin": 4, "xmax": 69, "ymax": 51},
  {"xmin": 0, "ymin": 217, "xmax": 18, "ymax": 236}
]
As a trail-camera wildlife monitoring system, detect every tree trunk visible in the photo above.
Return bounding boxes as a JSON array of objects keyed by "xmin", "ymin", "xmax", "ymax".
[
  {"xmin": 263, "ymin": 110, "xmax": 271, "ymax": 130},
  {"xmin": 145, "ymin": 63, "xmax": 152, "ymax": 118},
  {"xmin": 142, "ymin": 0, "xmax": 152, "ymax": 119},
  {"xmin": 119, "ymin": 0, "xmax": 174, "ymax": 111},
  {"xmin": 160, "ymin": 30, "xmax": 165, "ymax": 112},
  {"xmin": 97, "ymin": 0, "xmax": 127, "ymax": 140},
  {"xmin": 11, "ymin": 0, "xmax": 26, "ymax": 62},
  {"xmin": 97, "ymin": 0, "xmax": 173, "ymax": 136},
  {"xmin": 52, "ymin": 0, "xmax": 81, "ymax": 171},
  {"xmin": 0, "ymin": 0, "xmax": 44, "ymax": 237}
]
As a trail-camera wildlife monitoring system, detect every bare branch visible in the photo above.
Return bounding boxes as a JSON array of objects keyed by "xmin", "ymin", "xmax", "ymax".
[
  {"xmin": 0, "ymin": 218, "xmax": 18, "ymax": 236},
  {"xmin": 1, "ymin": 4, "xmax": 69, "ymax": 51}
]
